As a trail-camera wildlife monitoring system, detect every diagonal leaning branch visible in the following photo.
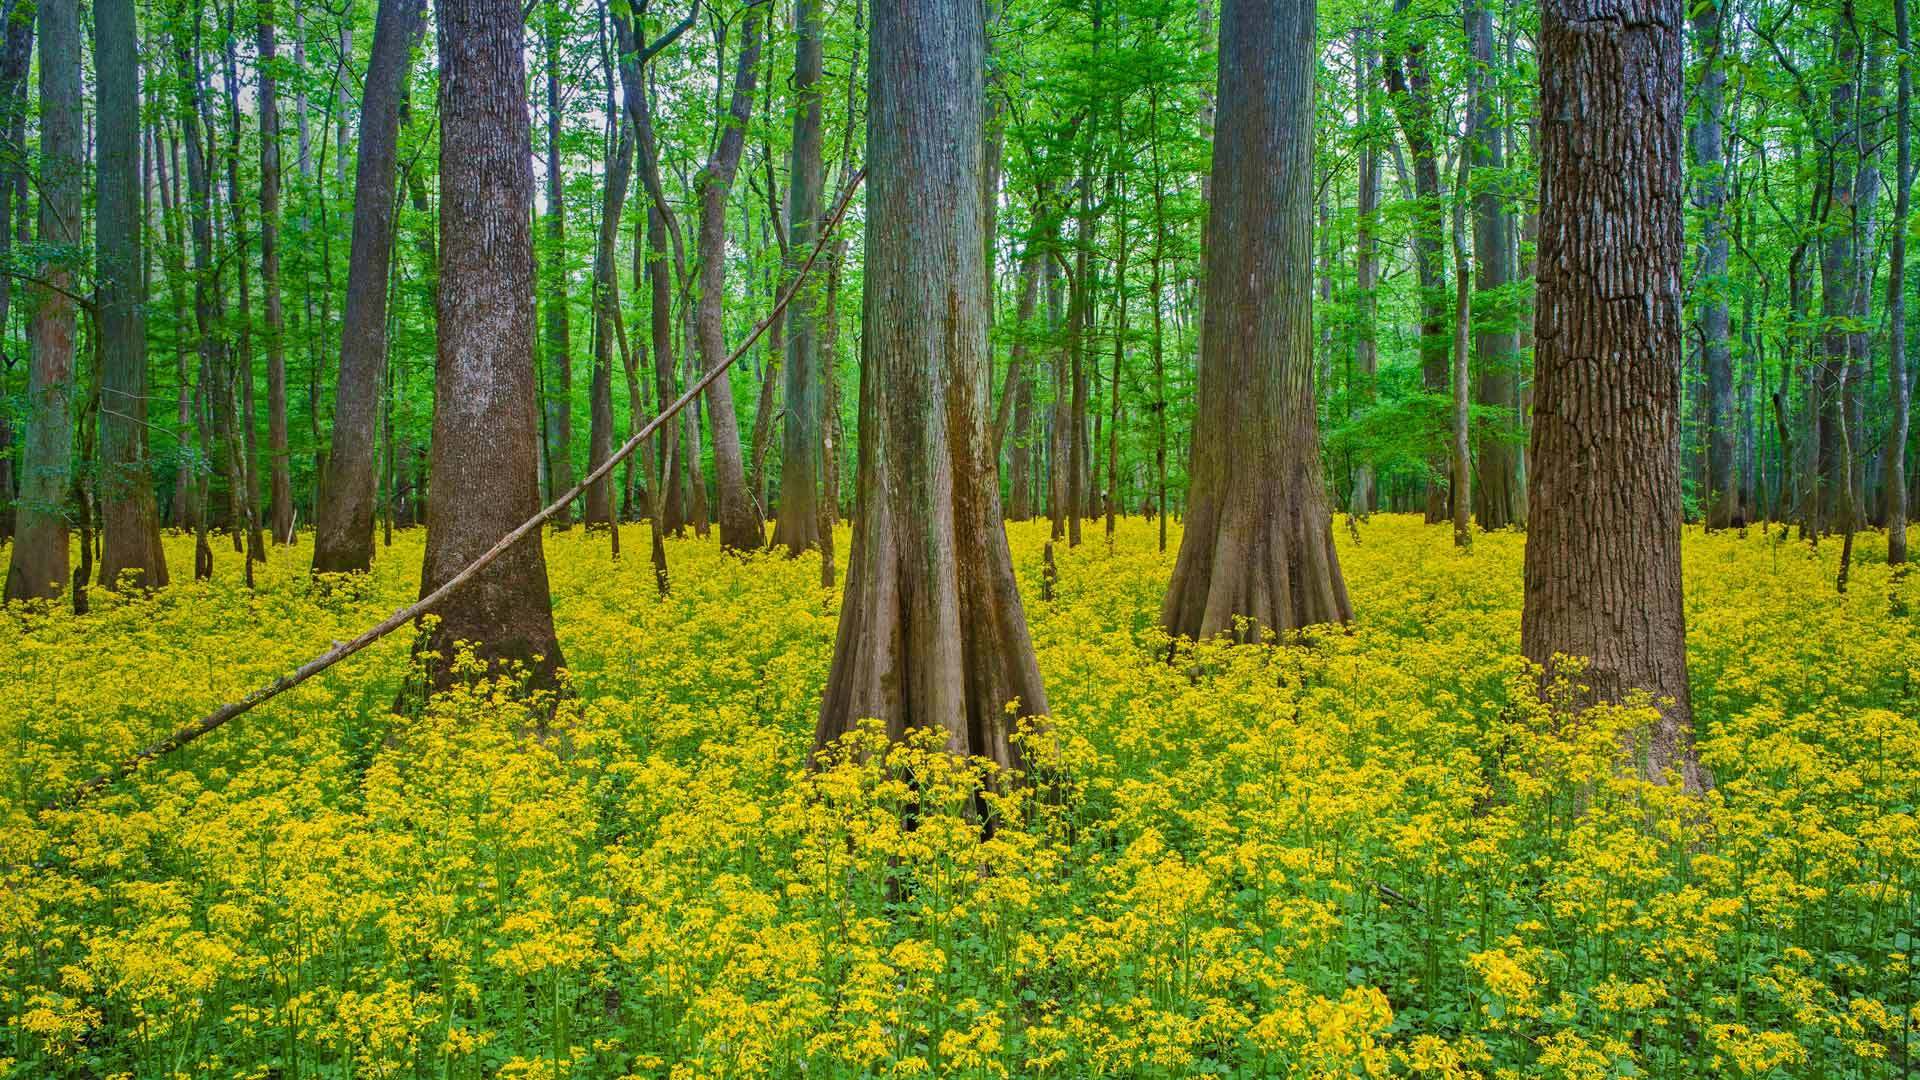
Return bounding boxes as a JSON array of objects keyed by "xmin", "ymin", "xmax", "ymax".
[{"xmin": 56, "ymin": 169, "xmax": 866, "ymax": 810}]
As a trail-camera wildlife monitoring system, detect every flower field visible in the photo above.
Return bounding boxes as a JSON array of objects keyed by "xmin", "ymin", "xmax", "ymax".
[{"xmin": 2, "ymin": 517, "xmax": 1917, "ymax": 1078}]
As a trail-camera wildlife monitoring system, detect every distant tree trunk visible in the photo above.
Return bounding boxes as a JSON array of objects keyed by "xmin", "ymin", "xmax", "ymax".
[
  {"xmin": 1384, "ymin": 0, "xmax": 1450, "ymax": 524},
  {"xmin": 1047, "ymin": 253, "xmax": 1069, "ymax": 540},
  {"xmin": 1523, "ymin": 0, "xmax": 1704, "ymax": 792},
  {"xmin": 258, "ymin": 0, "xmax": 294, "ymax": 544},
  {"xmin": 95, "ymin": 0, "xmax": 168, "ymax": 590},
  {"xmin": 1816, "ymin": 19, "xmax": 1860, "ymax": 538},
  {"xmin": 1889, "ymin": 0, "xmax": 1912, "ymax": 565},
  {"xmin": 996, "ymin": 242, "xmax": 1044, "ymax": 520},
  {"xmin": 1350, "ymin": 25, "xmax": 1379, "ymax": 517},
  {"xmin": 773, "ymin": 0, "xmax": 826, "ymax": 554},
  {"xmin": 1465, "ymin": 0, "xmax": 1519, "ymax": 530},
  {"xmin": 4, "ymin": 0, "xmax": 79, "ymax": 601},
  {"xmin": 697, "ymin": 6, "xmax": 766, "ymax": 552},
  {"xmin": 818, "ymin": 0, "xmax": 1047, "ymax": 766},
  {"xmin": 420, "ymin": 0, "xmax": 565, "ymax": 690},
  {"xmin": 312, "ymin": 0, "xmax": 422, "ymax": 573},
  {"xmin": 1451, "ymin": 148, "xmax": 1473, "ymax": 548},
  {"xmin": 1068, "ymin": 178, "xmax": 1092, "ymax": 547},
  {"xmin": 584, "ymin": 2, "xmax": 631, "ymax": 530},
  {"xmin": 540, "ymin": 5, "xmax": 576, "ymax": 530},
  {"xmin": 0, "ymin": 2, "xmax": 26, "ymax": 546},
  {"xmin": 1161, "ymin": 0, "xmax": 1351, "ymax": 642},
  {"xmin": 221, "ymin": 6, "xmax": 266, "ymax": 567},
  {"xmin": 1691, "ymin": 0, "xmax": 1734, "ymax": 529}
]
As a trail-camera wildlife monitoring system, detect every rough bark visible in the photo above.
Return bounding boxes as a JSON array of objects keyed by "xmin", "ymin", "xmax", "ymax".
[
  {"xmin": 4, "ymin": 0, "xmax": 79, "ymax": 601},
  {"xmin": 773, "ymin": 0, "xmax": 826, "ymax": 554},
  {"xmin": 1523, "ymin": 0, "xmax": 1704, "ymax": 792},
  {"xmin": 312, "ymin": 0, "xmax": 422, "ymax": 573},
  {"xmin": 1160, "ymin": 0, "xmax": 1351, "ymax": 642},
  {"xmin": 95, "ymin": 0, "xmax": 168, "ymax": 590},
  {"xmin": 421, "ymin": 0, "xmax": 565, "ymax": 690},
  {"xmin": 817, "ymin": 0, "xmax": 1048, "ymax": 768},
  {"xmin": 696, "ymin": 6, "xmax": 766, "ymax": 552}
]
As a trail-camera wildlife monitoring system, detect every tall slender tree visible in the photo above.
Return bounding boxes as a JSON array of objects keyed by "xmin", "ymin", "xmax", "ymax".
[
  {"xmin": 313, "ymin": 0, "xmax": 425, "ymax": 574},
  {"xmin": 696, "ymin": 3, "xmax": 766, "ymax": 552},
  {"xmin": 541, "ymin": 0, "xmax": 576, "ymax": 528},
  {"xmin": 1889, "ymin": 0, "xmax": 1912, "ymax": 565},
  {"xmin": 817, "ymin": 0, "xmax": 1048, "ymax": 767},
  {"xmin": 258, "ymin": 0, "xmax": 294, "ymax": 544},
  {"xmin": 1523, "ymin": 0, "xmax": 1705, "ymax": 792},
  {"xmin": 773, "ymin": 0, "xmax": 826, "ymax": 554},
  {"xmin": 1160, "ymin": 0, "xmax": 1351, "ymax": 642}
]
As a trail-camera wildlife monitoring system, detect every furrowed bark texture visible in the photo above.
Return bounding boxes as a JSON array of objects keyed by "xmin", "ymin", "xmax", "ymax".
[
  {"xmin": 1523, "ymin": 0, "xmax": 1704, "ymax": 792},
  {"xmin": 1160, "ymin": 0, "xmax": 1352, "ymax": 642},
  {"xmin": 96, "ymin": 0, "xmax": 167, "ymax": 590},
  {"xmin": 816, "ymin": 0, "xmax": 1048, "ymax": 768},
  {"xmin": 421, "ymin": 0, "xmax": 565, "ymax": 688}
]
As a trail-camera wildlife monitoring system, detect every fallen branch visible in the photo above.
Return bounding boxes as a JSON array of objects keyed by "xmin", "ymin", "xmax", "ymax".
[{"xmin": 54, "ymin": 168, "xmax": 866, "ymax": 810}]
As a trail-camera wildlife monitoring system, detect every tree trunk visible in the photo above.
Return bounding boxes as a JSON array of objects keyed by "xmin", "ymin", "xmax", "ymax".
[
  {"xmin": 3, "ymin": 0, "xmax": 79, "ymax": 601},
  {"xmin": 420, "ymin": 0, "xmax": 565, "ymax": 690},
  {"xmin": 312, "ymin": 0, "xmax": 422, "ymax": 573},
  {"xmin": 1889, "ymin": 0, "xmax": 1912, "ymax": 565},
  {"xmin": 1384, "ymin": 0, "xmax": 1450, "ymax": 525},
  {"xmin": 817, "ymin": 0, "xmax": 1048, "ymax": 767},
  {"xmin": 221, "ymin": 6, "xmax": 266, "ymax": 568},
  {"xmin": 1350, "ymin": 26, "xmax": 1379, "ymax": 518},
  {"xmin": 541, "ymin": 5, "xmax": 576, "ymax": 530},
  {"xmin": 585, "ymin": 2, "xmax": 631, "ymax": 530},
  {"xmin": 1523, "ymin": 0, "xmax": 1704, "ymax": 792},
  {"xmin": 1161, "ymin": 0, "xmax": 1351, "ymax": 642},
  {"xmin": 258, "ymin": 0, "xmax": 294, "ymax": 544},
  {"xmin": 773, "ymin": 0, "xmax": 826, "ymax": 554},
  {"xmin": 1452, "ymin": 148, "xmax": 1473, "ymax": 548},
  {"xmin": 95, "ymin": 0, "xmax": 168, "ymax": 590},
  {"xmin": 1465, "ymin": 0, "xmax": 1520, "ymax": 530},
  {"xmin": 697, "ymin": 6, "xmax": 766, "ymax": 552},
  {"xmin": 995, "ymin": 242, "xmax": 1044, "ymax": 520},
  {"xmin": 1691, "ymin": 0, "xmax": 1734, "ymax": 530}
]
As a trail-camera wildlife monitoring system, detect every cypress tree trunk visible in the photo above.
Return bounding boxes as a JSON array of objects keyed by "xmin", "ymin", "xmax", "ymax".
[
  {"xmin": 258, "ymin": 0, "xmax": 294, "ymax": 544},
  {"xmin": 1160, "ymin": 0, "xmax": 1351, "ymax": 642},
  {"xmin": 773, "ymin": 0, "xmax": 826, "ymax": 555},
  {"xmin": 0, "ymin": 2, "xmax": 28, "ymax": 547},
  {"xmin": 696, "ymin": 6, "xmax": 765, "ymax": 552},
  {"xmin": 817, "ymin": 0, "xmax": 1048, "ymax": 767},
  {"xmin": 4, "ymin": 0, "xmax": 79, "ymax": 602},
  {"xmin": 421, "ymin": 0, "xmax": 565, "ymax": 690},
  {"xmin": 1350, "ymin": 26, "xmax": 1379, "ymax": 518},
  {"xmin": 1523, "ymin": 0, "xmax": 1704, "ymax": 792},
  {"xmin": 312, "ymin": 0, "xmax": 422, "ymax": 573},
  {"xmin": 96, "ymin": 0, "xmax": 168, "ymax": 590}
]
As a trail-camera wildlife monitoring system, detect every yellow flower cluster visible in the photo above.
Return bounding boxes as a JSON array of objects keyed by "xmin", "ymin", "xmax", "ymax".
[{"xmin": 1, "ymin": 516, "xmax": 1916, "ymax": 1077}]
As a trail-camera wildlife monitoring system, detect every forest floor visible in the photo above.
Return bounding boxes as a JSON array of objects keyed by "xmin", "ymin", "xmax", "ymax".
[{"xmin": 2, "ymin": 517, "xmax": 1918, "ymax": 1077}]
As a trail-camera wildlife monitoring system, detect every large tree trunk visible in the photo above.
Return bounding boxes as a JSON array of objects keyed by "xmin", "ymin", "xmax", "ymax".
[
  {"xmin": 1889, "ymin": 0, "xmax": 1912, "ymax": 565},
  {"xmin": 1523, "ymin": 0, "xmax": 1704, "ymax": 792},
  {"xmin": 312, "ymin": 0, "xmax": 422, "ymax": 574},
  {"xmin": 258, "ymin": 0, "xmax": 294, "ymax": 544},
  {"xmin": 773, "ymin": 0, "xmax": 826, "ymax": 554},
  {"xmin": 817, "ymin": 0, "xmax": 1048, "ymax": 768},
  {"xmin": 1161, "ymin": 0, "xmax": 1351, "ymax": 642},
  {"xmin": 421, "ymin": 0, "xmax": 565, "ymax": 690},
  {"xmin": 1384, "ymin": 0, "xmax": 1451, "ymax": 524},
  {"xmin": 1692, "ymin": 0, "xmax": 1734, "ymax": 530},
  {"xmin": 4, "ymin": 0, "xmax": 79, "ymax": 601},
  {"xmin": 541, "ymin": 6, "xmax": 576, "ymax": 529},
  {"xmin": 95, "ymin": 0, "xmax": 167, "ymax": 590},
  {"xmin": 1464, "ymin": 0, "xmax": 1520, "ymax": 530},
  {"xmin": 696, "ymin": 6, "xmax": 765, "ymax": 552}
]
